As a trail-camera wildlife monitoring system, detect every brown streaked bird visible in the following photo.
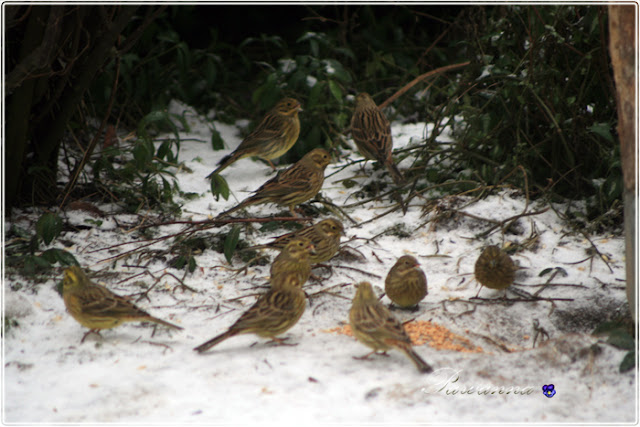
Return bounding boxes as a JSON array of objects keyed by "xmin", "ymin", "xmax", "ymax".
[
  {"xmin": 252, "ymin": 218, "xmax": 344, "ymax": 264},
  {"xmin": 350, "ymin": 92, "xmax": 404, "ymax": 185},
  {"xmin": 217, "ymin": 148, "xmax": 331, "ymax": 217},
  {"xmin": 474, "ymin": 245, "xmax": 516, "ymax": 296},
  {"xmin": 62, "ymin": 266, "xmax": 182, "ymax": 343},
  {"xmin": 193, "ymin": 285, "xmax": 307, "ymax": 353},
  {"xmin": 269, "ymin": 237, "xmax": 315, "ymax": 289},
  {"xmin": 349, "ymin": 281, "xmax": 433, "ymax": 373},
  {"xmin": 385, "ymin": 255, "xmax": 428, "ymax": 308},
  {"xmin": 206, "ymin": 98, "xmax": 302, "ymax": 178}
]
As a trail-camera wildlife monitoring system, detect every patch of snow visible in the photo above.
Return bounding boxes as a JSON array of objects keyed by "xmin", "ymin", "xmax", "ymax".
[{"xmin": 3, "ymin": 101, "xmax": 634, "ymax": 424}]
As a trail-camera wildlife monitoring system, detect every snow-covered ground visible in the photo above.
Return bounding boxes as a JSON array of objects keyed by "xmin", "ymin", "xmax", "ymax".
[{"xmin": 3, "ymin": 100, "xmax": 636, "ymax": 424}]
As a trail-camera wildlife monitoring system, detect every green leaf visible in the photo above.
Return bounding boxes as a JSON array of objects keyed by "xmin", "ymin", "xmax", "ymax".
[
  {"xmin": 210, "ymin": 174, "xmax": 230, "ymax": 201},
  {"xmin": 188, "ymin": 256, "xmax": 197, "ymax": 273},
  {"xmin": 607, "ymin": 330, "xmax": 635, "ymax": 350},
  {"xmin": 324, "ymin": 59, "xmax": 351, "ymax": 83},
  {"xmin": 137, "ymin": 111, "xmax": 167, "ymax": 140},
  {"xmin": 23, "ymin": 256, "xmax": 36, "ymax": 275},
  {"xmin": 538, "ymin": 268, "xmax": 554, "ymax": 277},
  {"xmin": 328, "ymin": 80, "xmax": 343, "ymax": 103},
  {"xmin": 259, "ymin": 221, "xmax": 285, "ymax": 233},
  {"xmin": 620, "ymin": 350, "xmax": 635, "ymax": 373},
  {"xmin": 137, "ymin": 110, "xmax": 181, "ymax": 142},
  {"xmin": 55, "ymin": 280, "xmax": 63, "ymax": 296},
  {"xmin": 307, "ymin": 81, "xmax": 324, "ymax": 110},
  {"xmin": 211, "ymin": 127, "xmax": 225, "ymax": 151},
  {"xmin": 40, "ymin": 249, "xmax": 78, "ymax": 266},
  {"xmin": 252, "ymin": 73, "xmax": 279, "ymax": 109},
  {"xmin": 604, "ymin": 177, "xmax": 622, "ymax": 201},
  {"xmin": 538, "ymin": 267, "xmax": 568, "ymax": 277},
  {"xmin": 36, "ymin": 213, "xmax": 63, "ymax": 246},
  {"xmin": 224, "ymin": 225, "xmax": 241, "ymax": 264},
  {"xmin": 342, "ymin": 179, "xmax": 357, "ymax": 189},
  {"xmin": 204, "ymin": 57, "xmax": 217, "ymax": 86},
  {"xmin": 172, "ymin": 255, "xmax": 186, "ymax": 270},
  {"xmin": 171, "ymin": 113, "xmax": 190, "ymax": 133},
  {"xmin": 157, "ymin": 30, "xmax": 180, "ymax": 43},
  {"xmin": 133, "ymin": 140, "xmax": 153, "ymax": 167},
  {"xmin": 40, "ymin": 249, "xmax": 58, "ymax": 264},
  {"xmin": 157, "ymin": 140, "xmax": 171, "ymax": 160},
  {"xmin": 588, "ymin": 123, "xmax": 614, "ymax": 144},
  {"xmin": 54, "ymin": 249, "xmax": 79, "ymax": 266}
]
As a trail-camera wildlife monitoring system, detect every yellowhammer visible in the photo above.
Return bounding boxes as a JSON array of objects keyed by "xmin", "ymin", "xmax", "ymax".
[
  {"xmin": 252, "ymin": 218, "xmax": 344, "ymax": 264},
  {"xmin": 385, "ymin": 255, "xmax": 428, "ymax": 308},
  {"xmin": 62, "ymin": 266, "xmax": 182, "ymax": 343},
  {"xmin": 194, "ymin": 285, "xmax": 307, "ymax": 353},
  {"xmin": 217, "ymin": 148, "xmax": 331, "ymax": 217},
  {"xmin": 269, "ymin": 237, "xmax": 315, "ymax": 289},
  {"xmin": 351, "ymin": 92, "xmax": 404, "ymax": 185},
  {"xmin": 206, "ymin": 97, "xmax": 302, "ymax": 178},
  {"xmin": 349, "ymin": 281, "xmax": 433, "ymax": 373}
]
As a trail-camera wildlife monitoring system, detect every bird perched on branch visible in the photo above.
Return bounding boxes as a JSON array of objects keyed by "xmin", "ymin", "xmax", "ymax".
[
  {"xmin": 474, "ymin": 245, "xmax": 516, "ymax": 296},
  {"xmin": 385, "ymin": 255, "xmax": 428, "ymax": 308},
  {"xmin": 62, "ymin": 266, "xmax": 182, "ymax": 343},
  {"xmin": 349, "ymin": 281, "xmax": 433, "ymax": 373},
  {"xmin": 206, "ymin": 98, "xmax": 302, "ymax": 178},
  {"xmin": 350, "ymin": 92, "xmax": 405, "ymax": 185},
  {"xmin": 269, "ymin": 237, "xmax": 315, "ymax": 289},
  {"xmin": 217, "ymin": 148, "xmax": 331, "ymax": 217},
  {"xmin": 251, "ymin": 218, "xmax": 344, "ymax": 265}
]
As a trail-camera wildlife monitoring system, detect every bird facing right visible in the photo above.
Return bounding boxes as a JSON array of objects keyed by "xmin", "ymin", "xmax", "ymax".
[
  {"xmin": 350, "ymin": 92, "xmax": 404, "ymax": 185},
  {"xmin": 217, "ymin": 148, "xmax": 331, "ymax": 218},
  {"xmin": 206, "ymin": 97, "xmax": 302, "ymax": 178},
  {"xmin": 385, "ymin": 255, "xmax": 428, "ymax": 308},
  {"xmin": 349, "ymin": 281, "xmax": 433, "ymax": 373},
  {"xmin": 194, "ymin": 282, "xmax": 307, "ymax": 353},
  {"xmin": 253, "ymin": 218, "xmax": 345, "ymax": 264},
  {"xmin": 474, "ymin": 245, "xmax": 516, "ymax": 293}
]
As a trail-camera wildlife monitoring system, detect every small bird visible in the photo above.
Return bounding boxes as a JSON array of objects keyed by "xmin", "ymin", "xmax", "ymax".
[
  {"xmin": 217, "ymin": 148, "xmax": 331, "ymax": 217},
  {"xmin": 206, "ymin": 98, "xmax": 302, "ymax": 178},
  {"xmin": 62, "ymin": 266, "xmax": 182, "ymax": 343},
  {"xmin": 385, "ymin": 255, "xmax": 428, "ymax": 308},
  {"xmin": 349, "ymin": 281, "xmax": 433, "ymax": 373},
  {"xmin": 194, "ymin": 285, "xmax": 307, "ymax": 353},
  {"xmin": 251, "ymin": 218, "xmax": 344, "ymax": 264},
  {"xmin": 350, "ymin": 92, "xmax": 404, "ymax": 185},
  {"xmin": 474, "ymin": 245, "xmax": 516, "ymax": 296},
  {"xmin": 269, "ymin": 237, "xmax": 315, "ymax": 289}
]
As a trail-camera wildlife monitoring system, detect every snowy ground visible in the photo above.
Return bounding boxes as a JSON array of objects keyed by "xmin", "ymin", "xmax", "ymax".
[{"xmin": 3, "ymin": 100, "xmax": 636, "ymax": 424}]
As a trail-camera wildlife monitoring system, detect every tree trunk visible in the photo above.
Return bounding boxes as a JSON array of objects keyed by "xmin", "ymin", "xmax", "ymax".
[
  {"xmin": 608, "ymin": 5, "xmax": 637, "ymax": 320},
  {"xmin": 4, "ymin": 6, "xmax": 140, "ymax": 212}
]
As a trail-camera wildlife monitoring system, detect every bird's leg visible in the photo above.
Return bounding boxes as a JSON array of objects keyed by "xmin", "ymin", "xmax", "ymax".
[
  {"xmin": 474, "ymin": 285, "xmax": 484, "ymax": 298},
  {"xmin": 268, "ymin": 336, "xmax": 298, "ymax": 346},
  {"xmin": 81, "ymin": 329, "xmax": 103, "ymax": 343},
  {"xmin": 353, "ymin": 350, "xmax": 378, "ymax": 360},
  {"xmin": 310, "ymin": 263, "xmax": 333, "ymax": 281}
]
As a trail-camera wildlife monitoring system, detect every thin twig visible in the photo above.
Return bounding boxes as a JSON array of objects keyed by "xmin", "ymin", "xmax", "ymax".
[
  {"xmin": 379, "ymin": 61, "xmax": 471, "ymax": 110},
  {"xmin": 59, "ymin": 53, "xmax": 121, "ymax": 209}
]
